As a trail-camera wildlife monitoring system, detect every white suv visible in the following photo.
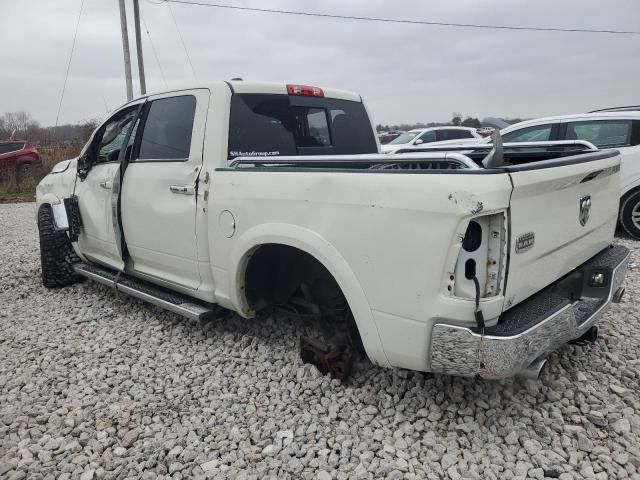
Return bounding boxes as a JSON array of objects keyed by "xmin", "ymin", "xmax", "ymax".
[
  {"xmin": 381, "ymin": 126, "xmax": 481, "ymax": 153},
  {"xmin": 489, "ymin": 109, "xmax": 640, "ymax": 237}
]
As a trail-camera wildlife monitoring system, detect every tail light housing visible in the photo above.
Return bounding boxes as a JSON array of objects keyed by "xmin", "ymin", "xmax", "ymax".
[{"xmin": 450, "ymin": 212, "xmax": 507, "ymax": 299}]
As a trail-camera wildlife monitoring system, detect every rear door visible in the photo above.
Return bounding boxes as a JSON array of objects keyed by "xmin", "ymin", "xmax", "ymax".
[
  {"xmin": 504, "ymin": 152, "xmax": 621, "ymax": 308},
  {"xmin": 120, "ymin": 89, "xmax": 208, "ymax": 290}
]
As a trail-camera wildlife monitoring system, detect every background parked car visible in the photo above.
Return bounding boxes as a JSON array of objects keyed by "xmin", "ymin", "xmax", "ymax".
[
  {"xmin": 0, "ymin": 140, "xmax": 40, "ymax": 178},
  {"xmin": 377, "ymin": 130, "xmax": 405, "ymax": 144},
  {"xmin": 476, "ymin": 126, "xmax": 495, "ymax": 137},
  {"xmin": 381, "ymin": 126, "xmax": 482, "ymax": 153},
  {"xmin": 479, "ymin": 110, "xmax": 640, "ymax": 237}
]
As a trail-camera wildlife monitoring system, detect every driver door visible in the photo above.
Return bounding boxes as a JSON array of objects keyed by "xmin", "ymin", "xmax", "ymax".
[{"xmin": 74, "ymin": 105, "xmax": 141, "ymax": 270}]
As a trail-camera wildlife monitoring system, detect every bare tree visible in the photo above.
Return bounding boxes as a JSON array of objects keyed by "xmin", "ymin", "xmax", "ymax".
[{"xmin": 0, "ymin": 112, "xmax": 40, "ymax": 139}]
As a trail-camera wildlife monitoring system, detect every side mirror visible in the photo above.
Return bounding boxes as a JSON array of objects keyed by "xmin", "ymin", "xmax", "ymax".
[
  {"xmin": 415, "ymin": 139, "xmax": 424, "ymax": 145},
  {"xmin": 77, "ymin": 152, "xmax": 92, "ymax": 180}
]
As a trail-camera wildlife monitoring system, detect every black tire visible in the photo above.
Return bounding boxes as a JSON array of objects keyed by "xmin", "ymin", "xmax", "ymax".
[
  {"xmin": 619, "ymin": 190, "xmax": 640, "ymax": 239},
  {"xmin": 37, "ymin": 204, "xmax": 84, "ymax": 288}
]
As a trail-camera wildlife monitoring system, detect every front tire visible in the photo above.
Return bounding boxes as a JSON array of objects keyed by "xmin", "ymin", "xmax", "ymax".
[
  {"xmin": 17, "ymin": 162, "xmax": 34, "ymax": 182},
  {"xmin": 37, "ymin": 204, "xmax": 84, "ymax": 288}
]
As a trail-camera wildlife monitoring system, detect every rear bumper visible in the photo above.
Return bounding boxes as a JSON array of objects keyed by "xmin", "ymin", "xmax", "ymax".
[{"xmin": 430, "ymin": 244, "xmax": 630, "ymax": 379}]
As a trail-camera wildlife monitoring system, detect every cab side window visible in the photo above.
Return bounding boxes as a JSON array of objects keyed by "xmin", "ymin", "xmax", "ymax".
[
  {"xmin": 417, "ymin": 131, "xmax": 436, "ymax": 143},
  {"xmin": 137, "ymin": 95, "xmax": 196, "ymax": 161},
  {"xmin": 502, "ymin": 124, "xmax": 552, "ymax": 143},
  {"xmin": 0, "ymin": 143, "xmax": 24, "ymax": 155}
]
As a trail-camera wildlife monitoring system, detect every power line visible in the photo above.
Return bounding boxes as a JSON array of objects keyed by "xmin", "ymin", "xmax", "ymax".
[
  {"xmin": 158, "ymin": 0, "xmax": 640, "ymax": 36},
  {"xmin": 140, "ymin": 3, "xmax": 169, "ymax": 88},
  {"xmin": 166, "ymin": 2, "xmax": 198, "ymax": 81},
  {"xmin": 55, "ymin": 0, "xmax": 85, "ymax": 129}
]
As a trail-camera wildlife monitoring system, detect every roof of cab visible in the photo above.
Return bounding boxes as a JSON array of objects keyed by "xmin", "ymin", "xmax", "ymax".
[
  {"xmin": 124, "ymin": 80, "xmax": 363, "ymax": 105},
  {"xmin": 226, "ymin": 80, "xmax": 362, "ymax": 102}
]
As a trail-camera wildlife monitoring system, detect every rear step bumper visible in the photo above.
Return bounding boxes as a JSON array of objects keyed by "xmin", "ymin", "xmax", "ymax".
[
  {"xmin": 73, "ymin": 263, "xmax": 219, "ymax": 322},
  {"xmin": 429, "ymin": 244, "xmax": 630, "ymax": 379}
]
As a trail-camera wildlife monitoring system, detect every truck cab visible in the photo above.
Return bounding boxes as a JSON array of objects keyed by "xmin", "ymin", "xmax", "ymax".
[{"xmin": 44, "ymin": 82, "xmax": 379, "ymax": 297}]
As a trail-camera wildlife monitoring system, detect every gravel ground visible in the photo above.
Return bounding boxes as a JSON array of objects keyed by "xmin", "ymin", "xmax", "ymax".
[{"xmin": 1, "ymin": 202, "xmax": 639, "ymax": 480}]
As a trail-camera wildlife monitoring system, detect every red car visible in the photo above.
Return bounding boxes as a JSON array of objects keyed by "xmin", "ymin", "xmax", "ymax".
[{"xmin": 0, "ymin": 140, "xmax": 40, "ymax": 177}]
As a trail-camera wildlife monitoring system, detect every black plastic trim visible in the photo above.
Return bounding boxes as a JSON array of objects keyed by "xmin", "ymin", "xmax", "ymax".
[{"xmin": 215, "ymin": 167, "xmax": 505, "ymax": 175}]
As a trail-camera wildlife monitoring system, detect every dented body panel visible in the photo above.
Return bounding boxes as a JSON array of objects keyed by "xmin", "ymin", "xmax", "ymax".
[
  {"xmin": 208, "ymin": 170, "xmax": 513, "ymax": 369},
  {"xmin": 35, "ymin": 81, "xmax": 627, "ymax": 377}
]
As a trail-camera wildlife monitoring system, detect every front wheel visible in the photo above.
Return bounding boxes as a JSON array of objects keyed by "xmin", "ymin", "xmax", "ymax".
[
  {"xmin": 37, "ymin": 204, "xmax": 84, "ymax": 288},
  {"xmin": 620, "ymin": 190, "xmax": 640, "ymax": 239},
  {"xmin": 17, "ymin": 162, "xmax": 33, "ymax": 182}
]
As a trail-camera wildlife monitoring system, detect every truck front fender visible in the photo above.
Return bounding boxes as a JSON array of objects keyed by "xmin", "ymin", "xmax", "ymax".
[
  {"xmin": 35, "ymin": 192, "xmax": 62, "ymax": 213},
  {"xmin": 227, "ymin": 223, "xmax": 391, "ymax": 368}
]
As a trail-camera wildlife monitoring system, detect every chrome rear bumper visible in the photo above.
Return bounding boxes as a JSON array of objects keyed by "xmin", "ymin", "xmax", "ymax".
[{"xmin": 430, "ymin": 244, "xmax": 630, "ymax": 379}]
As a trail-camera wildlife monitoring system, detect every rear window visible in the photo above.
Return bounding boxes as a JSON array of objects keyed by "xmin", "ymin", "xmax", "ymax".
[
  {"xmin": 228, "ymin": 94, "xmax": 377, "ymax": 160},
  {"xmin": 502, "ymin": 124, "xmax": 552, "ymax": 143},
  {"xmin": 0, "ymin": 143, "xmax": 24, "ymax": 155}
]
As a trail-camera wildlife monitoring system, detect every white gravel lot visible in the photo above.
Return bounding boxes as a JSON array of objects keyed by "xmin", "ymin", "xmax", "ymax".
[{"xmin": 1, "ymin": 202, "xmax": 639, "ymax": 480}]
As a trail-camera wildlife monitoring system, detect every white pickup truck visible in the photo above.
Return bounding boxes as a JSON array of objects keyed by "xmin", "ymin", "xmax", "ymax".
[{"xmin": 36, "ymin": 80, "xmax": 630, "ymax": 380}]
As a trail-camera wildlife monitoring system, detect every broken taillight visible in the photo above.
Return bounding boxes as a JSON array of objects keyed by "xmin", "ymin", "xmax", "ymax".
[
  {"xmin": 451, "ymin": 212, "xmax": 507, "ymax": 299},
  {"xmin": 287, "ymin": 84, "xmax": 324, "ymax": 97}
]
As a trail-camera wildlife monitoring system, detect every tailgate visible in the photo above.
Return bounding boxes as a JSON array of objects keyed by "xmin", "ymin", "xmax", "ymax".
[{"xmin": 504, "ymin": 151, "xmax": 621, "ymax": 309}]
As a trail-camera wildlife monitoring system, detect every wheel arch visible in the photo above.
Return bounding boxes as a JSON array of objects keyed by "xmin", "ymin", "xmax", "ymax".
[
  {"xmin": 227, "ymin": 223, "xmax": 390, "ymax": 367},
  {"xmin": 621, "ymin": 183, "xmax": 640, "ymax": 202},
  {"xmin": 36, "ymin": 193, "xmax": 62, "ymax": 216}
]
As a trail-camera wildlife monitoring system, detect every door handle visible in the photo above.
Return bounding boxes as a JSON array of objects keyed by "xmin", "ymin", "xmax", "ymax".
[
  {"xmin": 99, "ymin": 180, "xmax": 113, "ymax": 189},
  {"xmin": 170, "ymin": 185, "xmax": 195, "ymax": 195}
]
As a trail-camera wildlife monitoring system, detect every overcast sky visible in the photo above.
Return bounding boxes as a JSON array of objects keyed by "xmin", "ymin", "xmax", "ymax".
[{"xmin": 1, "ymin": 0, "xmax": 639, "ymax": 127}]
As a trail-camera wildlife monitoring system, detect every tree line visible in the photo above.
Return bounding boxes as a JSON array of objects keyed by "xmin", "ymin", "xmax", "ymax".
[
  {"xmin": 376, "ymin": 113, "xmax": 525, "ymax": 132},
  {"xmin": 0, "ymin": 111, "xmax": 98, "ymax": 146}
]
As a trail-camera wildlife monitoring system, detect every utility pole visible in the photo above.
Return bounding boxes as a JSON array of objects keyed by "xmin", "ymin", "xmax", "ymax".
[
  {"xmin": 132, "ymin": 0, "xmax": 146, "ymax": 95},
  {"xmin": 118, "ymin": 0, "xmax": 133, "ymax": 101}
]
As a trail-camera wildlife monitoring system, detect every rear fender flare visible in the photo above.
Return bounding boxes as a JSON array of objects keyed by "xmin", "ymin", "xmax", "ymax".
[{"xmin": 228, "ymin": 223, "xmax": 391, "ymax": 368}]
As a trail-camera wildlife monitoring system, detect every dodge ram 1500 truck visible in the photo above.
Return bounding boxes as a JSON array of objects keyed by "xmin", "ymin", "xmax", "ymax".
[{"xmin": 36, "ymin": 80, "xmax": 630, "ymax": 380}]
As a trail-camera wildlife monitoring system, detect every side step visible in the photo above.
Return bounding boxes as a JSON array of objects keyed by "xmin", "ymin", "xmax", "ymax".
[{"xmin": 73, "ymin": 263, "xmax": 219, "ymax": 322}]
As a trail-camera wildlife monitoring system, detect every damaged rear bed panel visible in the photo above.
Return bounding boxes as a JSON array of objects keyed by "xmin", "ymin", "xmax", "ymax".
[{"xmin": 209, "ymin": 169, "xmax": 513, "ymax": 370}]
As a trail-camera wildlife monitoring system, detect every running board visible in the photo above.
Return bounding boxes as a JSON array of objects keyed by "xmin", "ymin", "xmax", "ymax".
[{"xmin": 73, "ymin": 263, "xmax": 219, "ymax": 322}]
